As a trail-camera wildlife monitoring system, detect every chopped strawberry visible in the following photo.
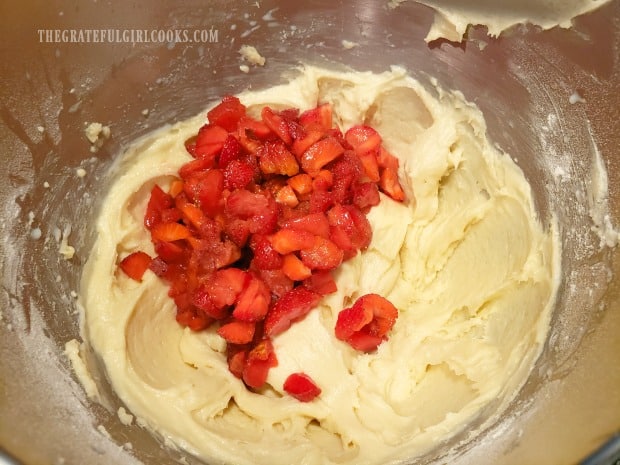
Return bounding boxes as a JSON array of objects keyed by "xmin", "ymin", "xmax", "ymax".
[
  {"xmin": 345, "ymin": 125, "xmax": 382, "ymax": 156},
  {"xmin": 206, "ymin": 268, "xmax": 248, "ymax": 308},
  {"xmin": 233, "ymin": 275, "xmax": 271, "ymax": 322},
  {"xmin": 119, "ymin": 251, "xmax": 152, "ymax": 281},
  {"xmin": 219, "ymin": 134, "xmax": 243, "ymax": 168},
  {"xmin": 168, "ymin": 179, "xmax": 185, "ymax": 198},
  {"xmin": 299, "ymin": 103, "xmax": 332, "ymax": 130},
  {"xmin": 197, "ymin": 169, "xmax": 225, "ymax": 217},
  {"xmin": 151, "ymin": 222, "xmax": 192, "ymax": 242},
  {"xmin": 145, "ymin": 185, "xmax": 173, "ymax": 229},
  {"xmin": 225, "ymin": 189, "xmax": 269, "ymax": 219},
  {"xmin": 148, "ymin": 256, "xmax": 168, "ymax": 277},
  {"xmin": 281, "ymin": 253, "xmax": 312, "ymax": 281},
  {"xmin": 283, "ymin": 372, "xmax": 322, "ymax": 402},
  {"xmin": 261, "ymin": 106, "xmax": 292, "ymax": 145},
  {"xmin": 257, "ymin": 140, "xmax": 299, "ymax": 176},
  {"xmin": 250, "ymin": 234, "xmax": 283, "ymax": 270},
  {"xmin": 154, "ymin": 241, "xmax": 187, "ymax": 263},
  {"xmin": 291, "ymin": 127, "xmax": 325, "ymax": 158},
  {"xmin": 175, "ymin": 195, "xmax": 207, "ymax": 229},
  {"xmin": 217, "ymin": 320, "xmax": 256, "ymax": 344},
  {"xmin": 225, "ymin": 218, "xmax": 251, "ymax": 247},
  {"xmin": 300, "ymin": 137, "xmax": 344, "ymax": 176},
  {"xmin": 237, "ymin": 117, "xmax": 272, "ymax": 153},
  {"xmin": 280, "ymin": 212, "xmax": 330, "ymax": 239},
  {"xmin": 176, "ymin": 306, "xmax": 213, "ymax": 331},
  {"xmin": 300, "ymin": 236, "xmax": 343, "ymax": 271},
  {"xmin": 379, "ymin": 167, "xmax": 405, "ymax": 202},
  {"xmin": 207, "ymin": 95, "xmax": 247, "ymax": 132},
  {"xmin": 227, "ymin": 347, "xmax": 248, "ymax": 379},
  {"xmin": 179, "ymin": 153, "xmax": 217, "ymax": 179},
  {"xmin": 335, "ymin": 294, "xmax": 398, "ymax": 352},
  {"xmin": 287, "ymin": 173, "xmax": 313, "ymax": 196},
  {"xmin": 377, "ymin": 147, "xmax": 399, "ymax": 171},
  {"xmin": 352, "ymin": 182, "xmax": 380, "ymax": 211},
  {"xmin": 243, "ymin": 339, "xmax": 278, "ymax": 388},
  {"xmin": 275, "ymin": 184, "xmax": 299, "ymax": 207},
  {"xmin": 264, "ymin": 287, "xmax": 321, "ymax": 337},
  {"xmin": 327, "ymin": 204, "xmax": 372, "ymax": 251},
  {"xmin": 309, "ymin": 189, "xmax": 334, "ymax": 213},
  {"xmin": 311, "ymin": 169, "xmax": 334, "ymax": 192},
  {"xmin": 357, "ymin": 150, "xmax": 381, "ymax": 182},
  {"xmin": 256, "ymin": 269, "xmax": 294, "ymax": 298},
  {"xmin": 303, "ymin": 270, "xmax": 337, "ymax": 296},
  {"xmin": 224, "ymin": 159, "xmax": 255, "ymax": 190},
  {"xmin": 194, "ymin": 124, "xmax": 229, "ymax": 159},
  {"xmin": 193, "ymin": 285, "xmax": 229, "ymax": 319},
  {"xmin": 268, "ymin": 228, "xmax": 315, "ymax": 254}
]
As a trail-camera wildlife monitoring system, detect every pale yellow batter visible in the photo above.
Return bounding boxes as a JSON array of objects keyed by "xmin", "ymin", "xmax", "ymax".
[{"xmin": 80, "ymin": 66, "xmax": 560, "ymax": 465}]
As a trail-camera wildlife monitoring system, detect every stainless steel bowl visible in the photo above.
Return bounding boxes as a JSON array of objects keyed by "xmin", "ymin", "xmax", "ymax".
[{"xmin": 1, "ymin": 1, "xmax": 619, "ymax": 464}]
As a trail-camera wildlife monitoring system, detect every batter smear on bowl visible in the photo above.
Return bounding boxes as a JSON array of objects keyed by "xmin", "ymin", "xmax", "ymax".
[{"xmin": 81, "ymin": 66, "xmax": 560, "ymax": 465}]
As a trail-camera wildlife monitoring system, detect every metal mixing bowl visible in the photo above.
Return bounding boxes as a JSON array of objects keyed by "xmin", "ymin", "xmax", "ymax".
[{"xmin": 1, "ymin": 1, "xmax": 619, "ymax": 464}]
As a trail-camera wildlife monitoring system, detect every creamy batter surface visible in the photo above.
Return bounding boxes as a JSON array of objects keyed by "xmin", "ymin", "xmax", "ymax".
[{"xmin": 81, "ymin": 66, "xmax": 559, "ymax": 465}]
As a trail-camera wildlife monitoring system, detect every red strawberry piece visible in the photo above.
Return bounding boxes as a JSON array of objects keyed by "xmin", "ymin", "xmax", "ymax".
[
  {"xmin": 281, "ymin": 253, "xmax": 312, "ymax": 281},
  {"xmin": 224, "ymin": 218, "xmax": 251, "ymax": 247},
  {"xmin": 227, "ymin": 347, "xmax": 248, "ymax": 379},
  {"xmin": 299, "ymin": 103, "xmax": 332, "ymax": 130},
  {"xmin": 207, "ymin": 95, "xmax": 247, "ymax": 132},
  {"xmin": 233, "ymin": 275, "xmax": 270, "ymax": 322},
  {"xmin": 352, "ymin": 182, "xmax": 380, "ymax": 211},
  {"xmin": 278, "ymin": 107, "xmax": 300, "ymax": 122},
  {"xmin": 175, "ymin": 194, "xmax": 207, "ymax": 229},
  {"xmin": 291, "ymin": 127, "xmax": 325, "ymax": 159},
  {"xmin": 335, "ymin": 294, "xmax": 398, "ymax": 352},
  {"xmin": 268, "ymin": 228, "xmax": 315, "ymax": 255},
  {"xmin": 303, "ymin": 270, "xmax": 337, "ymax": 296},
  {"xmin": 160, "ymin": 207, "xmax": 183, "ymax": 224},
  {"xmin": 145, "ymin": 185, "xmax": 173, "ymax": 229},
  {"xmin": 168, "ymin": 179, "xmax": 185, "ymax": 198},
  {"xmin": 119, "ymin": 251, "xmax": 152, "ymax": 282},
  {"xmin": 344, "ymin": 329, "xmax": 384, "ymax": 352},
  {"xmin": 217, "ymin": 320, "xmax": 256, "ymax": 344},
  {"xmin": 197, "ymin": 169, "xmax": 225, "ymax": 217},
  {"xmin": 194, "ymin": 124, "xmax": 229, "ymax": 159},
  {"xmin": 250, "ymin": 234, "xmax": 283, "ymax": 270},
  {"xmin": 379, "ymin": 167, "xmax": 405, "ymax": 202},
  {"xmin": 357, "ymin": 150, "xmax": 381, "ymax": 182},
  {"xmin": 280, "ymin": 212, "xmax": 330, "ymax": 239},
  {"xmin": 300, "ymin": 236, "xmax": 344, "ymax": 271},
  {"xmin": 154, "ymin": 240, "xmax": 187, "ymax": 263},
  {"xmin": 225, "ymin": 189, "xmax": 269, "ymax": 219},
  {"xmin": 148, "ymin": 256, "xmax": 168, "ymax": 277},
  {"xmin": 300, "ymin": 137, "xmax": 344, "ymax": 176},
  {"xmin": 176, "ymin": 307, "xmax": 214, "ymax": 331},
  {"xmin": 224, "ymin": 159, "xmax": 255, "ymax": 190},
  {"xmin": 345, "ymin": 125, "xmax": 382, "ymax": 156},
  {"xmin": 179, "ymin": 153, "xmax": 217, "ymax": 179},
  {"xmin": 327, "ymin": 204, "xmax": 372, "ymax": 251},
  {"xmin": 237, "ymin": 117, "xmax": 273, "ymax": 153},
  {"xmin": 287, "ymin": 173, "xmax": 313, "ymax": 196},
  {"xmin": 206, "ymin": 268, "xmax": 248, "ymax": 308},
  {"xmin": 261, "ymin": 106, "xmax": 292, "ymax": 145},
  {"xmin": 219, "ymin": 134, "xmax": 243, "ymax": 169},
  {"xmin": 275, "ymin": 184, "xmax": 299, "ymax": 207},
  {"xmin": 311, "ymin": 169, "xmax": 334, "ymax": 192},
  {"xmin": 255, "ymin": 269, "xmax": 294, "ymax": 299},
  {"xmin": 257, "ymin": 140, "xmax": 299, "ymax": 177},
  {"xmin": 264, "ymin": 287, "xmax": 321, "ymax": 337},
  {"xmin": 334, "ymin": 302, "xmax": 373, "ymax": 341},
  {"xmin": 283, "ymin": 372, "xmax": 322, "ymax": 402},
  {"xmin": 377, "ymin": 147, "xmax": 399, "ymax": 171},
  {"xmin": 242, "ymin": 339, "xmax": 278, "ymax": 388},
  {"xmin": 248, "ymin": 194, "xmax": 279, "ymax": 236},
  {"xmin": 309, "ymin": 189, "xmax": 334, "ymax": 214},
  {"xmin": 151, "ymin": 222, "xmax": 192, "ymax": 242},
  {"xmin": 193, "ymin": 285, "xmax": 229, "ymax": 319}
]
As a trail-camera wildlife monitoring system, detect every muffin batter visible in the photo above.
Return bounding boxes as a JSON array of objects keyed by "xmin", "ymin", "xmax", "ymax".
[{"xmin": 81, "ymin": 66, "xmax": 559, "ymax": 465}]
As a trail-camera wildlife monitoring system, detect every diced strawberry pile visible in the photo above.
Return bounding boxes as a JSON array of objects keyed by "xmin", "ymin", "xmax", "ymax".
[{"xmin": 119, "ymin": 95, "xmax": 407, "ymax": 401}]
